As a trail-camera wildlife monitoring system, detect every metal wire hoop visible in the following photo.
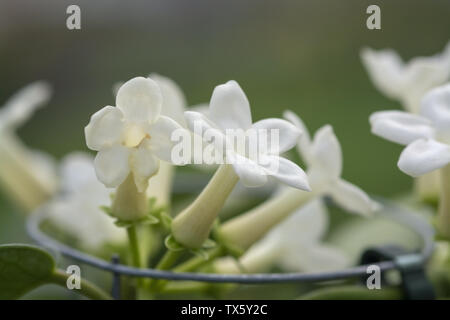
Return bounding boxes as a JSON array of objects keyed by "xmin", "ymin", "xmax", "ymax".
[{"xmin": 26, "ymin": 197, "xmax": 435, "ymax": 284}]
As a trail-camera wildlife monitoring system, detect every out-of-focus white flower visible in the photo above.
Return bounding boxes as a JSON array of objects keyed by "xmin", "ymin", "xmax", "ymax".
[
  {"xmin": 85, "ymin": 76, "xmax": 182, "ymax": 193},
  {"xmin": 361, "ymin": 43, "xmax": 450, "ymax": 202},
  {"xmin": 0, "ymin": 82, "xmax": 57, "ymax": 210},
  {"xmin": 219, "ymin": 111, "xmax": 378, "ymax": 250},
  {"xmin": 369, "ymin": 83, "xmax": 450, "ymax": 177},
  {"xmin": 46, "ymin": 153, "xmax": 126, "ymax": 250},
  {"xmin": 184, "ymin": 80, "xmax": 310, "ymax": 190},
  {"xmin": 171, "ymin": 81, "xmax": 310, "ymax": 249},
  {"xmin": 369, "ymin": 83, "xmax": 450, "ymax": 237},
  {"xmin": 361, "ymin": 42, "xmax": 450, "ymax": 114},
  {"xmin": 284, "ymin": 110, "xmax": 379, "ymax": 215},
  {"xmin": 215, "ymin": 200, "xmax": 349, "ymax": 274}
]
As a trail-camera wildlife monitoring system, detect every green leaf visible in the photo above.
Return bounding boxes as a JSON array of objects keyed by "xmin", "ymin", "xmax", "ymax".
[
  {"xmin": 190, "ymin": 248, "xmax": 209, "ymax": 260},
  {"xmin": 0, "ymin": 244, "xmax": 56, "ymax": 300},
  {"xmin": 202, "ymin": 239, "xmax": 217, "ymax": 249},
  {"xmin": 164, "ymin": 235, "xmax": 185, "ymax": 252},
  {"xmin": 100, "ymin": 205, "xmax": 114, "ymax": 217},
  {"xmin": 141, "ymin": 214, "xmax": 159, "ymax": 225},
  {"xmin": 114, "ymin": 220, "xmax": 133, "ymax": 228}
]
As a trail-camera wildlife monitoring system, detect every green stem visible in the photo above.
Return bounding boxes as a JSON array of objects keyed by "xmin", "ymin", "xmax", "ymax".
[
  {"xmin": 155, "ymin": 249, "xmax": 183, "ymax": 270},
  {"xmin": 127, "ymin": 225, "xmax": 146, "ymax": 292},
  {"xmin": 174, "ymin": 246, "xmax": 225, "ymax": 273},
  {"xmin": 153, "ymin": 246, "xmax": 225, "ymax": 293},
  {"xmin": 147, "ymin": 250, "xmax": 183, "ymax": 290},
  {"xmin": 50, "ymin": 270, "xmax": 112, "ymax": 300},
  {"xmin": 127, "ymin": 225, "xmax": 142, "ymax": 268}
]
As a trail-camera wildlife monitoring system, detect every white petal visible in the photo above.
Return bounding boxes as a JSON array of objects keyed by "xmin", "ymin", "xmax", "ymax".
[
  {"xmin": 229, "ymin": 152, "xmax": 268, "ymax": 187},
  {"xmin": 420, "ymin": 83, "xmax": 450, "ymax": 132},
  {"xmin": 360, "ymin": 47, "xmax": 405, "ymax": 99},
  {"xmin": 260, "ymin": 155, "xmax": 310, "ymax": 191},
  {"xmin": 85, "ymin": 106, "xmax": 125, "ymax": 151},
  {"xmin": 329, "ymin": 179, "xmax": 379, "ymax": 216},
  {"xmin": 116, "ymin": 77, "xmax": 162, "ymax": 124},
  {"xmin": 209, "ymin": 80, "xmax": 252, "ymax": 130},
  {"xmin": 149, "ymin": 74, "xmax": 187, "ymax": 126},
  {"xmin": 270, "ymin": 199, "xmax": 328, "ymax": 243},
  {"xmin": 131, "ymin": 144, "xmax": 159, "ymax": 192},
  {"xmin": 0, "ymin": 81, "xmax": 51, "ymax": 131},
  {"xmin": 398, "ymin": 139, "xmax": 450, "ymax": 176},
  {"xmin": 283, "ymin": 110, "xmax": 312, "ymax": 162},
  {"xmin": 147, "ymin": 115, "xmax": 183, "ymax": 162},
  {"xmin": 184, "ymin": 110, "xmax": 221, "ymax": 134},
  {"xmin": 251, "ymin": 118, "xmax": 301, "ymax": 154},
  {"xmin": 279, "ymin": 244, "xmax": 349, "ymax": 272},
  {"xmin": 370, "ymin": 110, "xmax": 435, "ymax": 145},
  {"xmin": 94, "ymin": 146, "xmax": 130, "ymax": 188},
  {"xmin": 60, "ymin": 152, "xmax": 96, "ymax": 193},
  {"xmin": 310, "ymin": 125, "xmax": 342, "ymax": 178},
  {"xmin": 190, "ymin": 103, "xmax": 210, "ymax": 117}
]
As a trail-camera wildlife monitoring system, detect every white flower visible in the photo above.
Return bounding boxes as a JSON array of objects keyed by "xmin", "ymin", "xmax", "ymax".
[
  {"xmin": 284, "ymin": 110, "xmax": 379, "ymax": 215},
  {"xmin": 369, "ymin": 83, "xmax": 450, "ymax": 177},
  {"xmin": 85, "ymin": 76, "xmax": 182, "ymax": 192},
  {"xmin": 184, "ymin": 80, "xmax": 310, "ymax": 191},
  {"xmin": 0, "ymin": 82, "xmax": 57, "ymax": 210},
  {"xmin": 219, "ymin": 112, "xmax": 378, "ymax": 251},
  {"xmin": 46, "ymin": 153, "xmax": 126, "ymax": 250},
  {"xmin": 215, "ymin": 200, "xmax": 349, "ymax": 274},
  {"xmin": 361, "ymin": 42, "xmax": 450, "ymax": 113}
]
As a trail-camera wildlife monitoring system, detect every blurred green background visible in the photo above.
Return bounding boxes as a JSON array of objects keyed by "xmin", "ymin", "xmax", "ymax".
[{"xmin": 0, "ymin": 1, "xmax": 449, "ymax": 242}]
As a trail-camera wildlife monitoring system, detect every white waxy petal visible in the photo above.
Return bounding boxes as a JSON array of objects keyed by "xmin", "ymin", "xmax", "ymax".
[
  {"xmin": 0, "ymin": 81, "xmax": 51, "ymax": 131},
  {"xmin": 147, "ymin": 115, "xmax": 183, "ymax": 162},
  {"xmin": 116, "ymin": 77, "xmax": 162, "ymax": 124},
  {"xmin": 209, "ymin": 80, "xmax": 252, "ymax": 131},
  {"xmin": 94, "ymin": 145, "xmax": 130, "ymax": 188},
  {"xmin": 251, "ymin": 118, "xmax": 301, "ymax": 155},
  {"xmin": 370, "ymin": 110, "xmax": 435, "ymax": 145},
  {"xmin": 279, "ymin": 244, "xmax": 349, "ymax": 272},
  {"xmin": 398, "ymin": 139, "xmax": 450, "ymax": 177},
  {"xmin": 229, "ymin": 152, "xmax": 268, "ymax": 187},
  {"xmin": 310, "ymin": 125, "xmax": 342, "ymax": 178},
  {"xmin": 420, "ymin": 83, "xmax": 450, "ymax": 132},
  {"xmin": 149, "ymin": 74, "xmax": 187, "ymax": 127},
  {"xmin": 131, "ymin": 143, "xmax": 160, "ymax": 192},
  {"xmin": 85, "ymin": 106, "xmax": 125, "ymax": 151},
  {"xmin": 360, "ymin": 47, "xmax": 405, "ymax": 99},
  {"xmin": 184, "ymin": 110, "xmax": 221, "ymax": 134},
  {"xmin": 60, "ymin": 152, "xmax": 97, "ymax": 193},
  {"xmin": 283, "ymin": 110, "xmax": 312, "ymax": 163},
  {"xmin": 270, "ymin": 199, "xmax": 328, "ymax": 243},
  {"xmin": 260, "ymin": 155, "xmax": 310, "ymax": 191},
  {"xmin": 329, "ymin": 179, "xmax": 379, "ymax": 216}
]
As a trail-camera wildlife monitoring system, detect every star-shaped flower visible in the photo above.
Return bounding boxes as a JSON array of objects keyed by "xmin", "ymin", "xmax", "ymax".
[
  {"xmin": 85, "ymin": 77, "xmax": 182, "ymax": 192},
  {"xmin": 183, "ymin": 80, "xmax": 310, "ymax": 190},
  {"xmin": 284, "ymin": 111, "xmax": 379, "ymax": 215},
  {"xmin": 361, "ymin": 42, "xmax": 450, "ymax": 113},
  {"xmin": 369, "ymin": 83, "xmax": 450, "ymax": 177}
]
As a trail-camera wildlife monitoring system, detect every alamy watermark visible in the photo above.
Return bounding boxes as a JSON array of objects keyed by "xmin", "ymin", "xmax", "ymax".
[
  {"xmin": 366, "ymin": 265, "xmax": 381, "ymax": 290},
  {"xmin": 170, "ymin": 121, "xmax": 281, "ymax": 172},
  {"xmin": 66, "ymin": 5, "xmax": 81, "ymax": 30},
  {"xmin": 66, "ymin": 265, "xmax": 81, "ymax": 290}
]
